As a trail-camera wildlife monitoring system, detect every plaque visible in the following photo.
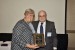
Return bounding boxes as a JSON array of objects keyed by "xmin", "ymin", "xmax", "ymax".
[{"xmin": 33, "ymin": 33, "xmax": 45, "ymax": 47}]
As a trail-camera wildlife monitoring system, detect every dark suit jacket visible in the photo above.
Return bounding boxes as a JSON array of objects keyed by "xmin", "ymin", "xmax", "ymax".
[
  {"xmin": 32, "ymin": 20, "xmax": 57, "ymax": 50},
  {"xmin": 11, "ymin": 19, "xmax": 33, "ymax": 50}
]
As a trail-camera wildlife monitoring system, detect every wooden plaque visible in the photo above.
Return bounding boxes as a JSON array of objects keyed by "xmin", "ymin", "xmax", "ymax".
[{"xmin": 33, "ymin": 33, "xmax": 45, "ymax": 47}]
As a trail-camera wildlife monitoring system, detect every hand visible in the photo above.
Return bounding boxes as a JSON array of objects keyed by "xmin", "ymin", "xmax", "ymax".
[
  {"xmin": 53, "ymin": 47, "xmax": 57, "ymax": 50},
  {"xmin": 26, "ymin": 44, "xmax": 39, "ymax": 49}
]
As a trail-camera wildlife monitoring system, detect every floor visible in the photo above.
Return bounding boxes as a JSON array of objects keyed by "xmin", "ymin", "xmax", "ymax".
[{"xmin": 68, "ymin": 47, "xmax": 75, "ymax": 50}]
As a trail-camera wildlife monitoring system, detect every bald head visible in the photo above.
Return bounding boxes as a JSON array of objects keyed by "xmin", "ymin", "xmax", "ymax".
[
  {"xmin": 38, "ymin": 10, "xmax": 47, "ymax": 17},
  {"xmin": 38, "ymin": 10, "xmax": 47, "ymax": 22}
]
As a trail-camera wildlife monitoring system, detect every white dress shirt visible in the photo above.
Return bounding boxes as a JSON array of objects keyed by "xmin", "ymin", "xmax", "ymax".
[
  {"xmin": 28, "ymin": 23, "xmax": 35, "ymax": 33},
  {"xmin": 37, "ymin": 21, "xmax": 46, "ymax": 37}
]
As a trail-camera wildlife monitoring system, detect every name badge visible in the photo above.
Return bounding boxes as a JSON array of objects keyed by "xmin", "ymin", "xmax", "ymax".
[{"xmin": 47, "ymin": 32, "xmax": 52, "ymax": 37}]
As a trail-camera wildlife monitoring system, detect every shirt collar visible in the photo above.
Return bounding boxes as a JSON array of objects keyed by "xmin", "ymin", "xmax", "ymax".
[{"xmin": 39, "ymin": 21, "xmax": 46, "ymax": 25}]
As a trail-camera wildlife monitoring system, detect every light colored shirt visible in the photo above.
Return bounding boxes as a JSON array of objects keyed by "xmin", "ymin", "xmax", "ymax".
[
  {"xmin": 28, "ymin": 23, "xmax": 35, "ymax": 33},
  {"xmin": 37, "ymin": 21, "xmax": 46, "ymax": 37}
]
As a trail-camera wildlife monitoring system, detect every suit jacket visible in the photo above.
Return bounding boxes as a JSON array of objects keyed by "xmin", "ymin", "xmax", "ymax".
[
  {"xmin": 32, "ymin": 20, "xmax": 57, "ymax": 50},
  {"xmin": 11, "ymin": 19, "xmax": 33, "ymax": 50}
]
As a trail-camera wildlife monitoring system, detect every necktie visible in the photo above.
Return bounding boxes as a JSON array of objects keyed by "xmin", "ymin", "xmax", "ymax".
[{"xmin": 40, "ymin": 23, "xmax": 43, "ymax": 34}]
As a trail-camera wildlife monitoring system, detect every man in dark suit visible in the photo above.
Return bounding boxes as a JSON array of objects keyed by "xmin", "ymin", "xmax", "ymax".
[
  {"xmin": 11, "ymin": 8, "xmax": 39, "ymax": 50},
  {"xmin": 32, "ymin": 10, "xmax": 57, "ymax": 50}
]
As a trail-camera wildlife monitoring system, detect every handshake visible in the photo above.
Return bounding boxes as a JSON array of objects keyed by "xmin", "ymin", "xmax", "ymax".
[{"xmin": 26, "ymin": 44, "xmax": 39, "ymax": 49}]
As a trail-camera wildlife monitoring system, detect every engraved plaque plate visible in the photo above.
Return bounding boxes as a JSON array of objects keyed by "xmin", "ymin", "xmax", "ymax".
[{"xmin": 33, "ymin": 33, "xmax": 45, "ymax": 47}]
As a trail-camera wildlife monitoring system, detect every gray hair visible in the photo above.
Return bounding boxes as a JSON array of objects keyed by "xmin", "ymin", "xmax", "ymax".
[{"xmin": 24, "ymin": 8, "xmax": 35, "ymax": 17}]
